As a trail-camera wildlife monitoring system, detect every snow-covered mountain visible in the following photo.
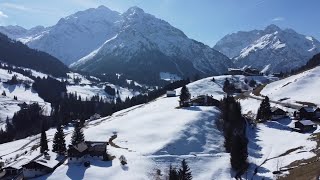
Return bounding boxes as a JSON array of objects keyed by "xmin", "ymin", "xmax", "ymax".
[
  {"xmin": 0, "ymin": 5, "xmax": 121, "ymax": 65},
  {"xmin": 214, "ymin": 24, "xmax": 320, "ymax": 72},
  {"xmin": 0, "ymin": 25, "xmax": 47, "ymax": 40},
  {"xmin": 70, "ymin": 7, "xmax": 232, "ymax": 83},
  {"xmin": 0, "ymin": 6, "xmax": 232, "ymax": 84}
]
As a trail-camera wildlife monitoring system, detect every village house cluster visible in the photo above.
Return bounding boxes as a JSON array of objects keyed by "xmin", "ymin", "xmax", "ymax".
[
  {"xmin": 267, "ymin": 105, "xmax": 319, "ymax": 133},
  {"xmin": 0, "ymin": 140, "xmax": 109, "ymax": 179}
]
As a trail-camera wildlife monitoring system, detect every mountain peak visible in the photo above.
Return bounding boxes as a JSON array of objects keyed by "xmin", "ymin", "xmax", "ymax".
[
  {"xmin": 124, "ymin": 6, "xmax": 145, "ymax": 16},
  {"xmin": 264, "ymin": 24, "xmax": 281, "ymax": 32}
]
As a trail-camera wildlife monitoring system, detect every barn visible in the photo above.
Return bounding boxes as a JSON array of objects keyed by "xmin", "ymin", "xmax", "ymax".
[
  {"xmin": 295, "ymin": 120, "xmax": 317, "ymax": 133},
  {"xmin": 190, "ymin": 95, "xmax": 220, "ymax": 107},
  {"xmin": 271, "ymin": 107, "xmax": 287, "ymax": 120},
  {"xmin": 22, "ymin": 153, "xmax": 65, "ymax": 179}
]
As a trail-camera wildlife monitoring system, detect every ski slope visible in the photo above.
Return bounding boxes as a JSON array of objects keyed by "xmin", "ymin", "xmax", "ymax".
[{"xmin": 261, "ymin": 66, "xmax": 320, "ymax": 106}]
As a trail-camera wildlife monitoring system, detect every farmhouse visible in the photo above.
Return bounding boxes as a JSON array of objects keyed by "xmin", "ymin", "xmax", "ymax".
[
  {"xmin": 22, "ymin": 153, "xmax": 65, "ymax": 179},
  {"xmin": 271, "ymin": 107, "xmax": 287, "ymax": 120},
  {"xmin": 166, "ymin": 90, "xmax": 176, "ymax": 97},
  {"xmin": 243, "ymin": 67, "xmax": 262, "ymax": 76},
  {"xmin": 2, "ymin": 157, "xmax": 30, "ymax": 178},
  {"xmin": 295, "ymin": 120, "xmax": 317, "ymax": 132},
  {"xmin": 299, "ymin": 106, "xmax": 320, "ymax": 120},
  {"xmin": 227, "ymin": 68, "xmax": 243, "ymax": 75},
  {"xmin": 68, "ymin": 142, "xmax": 88, "ymax": 162},
  {"xmin": 68, "ymin": 141, "xmax": 108, "ymax": 162},
  {"xmin": 190, "ymin": 95, "xmax": 220, "ymax": 107}
]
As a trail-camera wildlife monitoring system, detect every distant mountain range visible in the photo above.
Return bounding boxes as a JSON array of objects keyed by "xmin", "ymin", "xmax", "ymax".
[
  {"xmin": 214, "ymin": 24, "xmax": 320, "ymax": 73},
  {"xmin": 1, "ymin": 6, "xmax": 320, "ymax": 83},
  {"xmin": 0, "ymin": 6, "xmax": 232, "ymax": 84},
  {"xmin": 0, "ymin": 33, "xmax": 69, "ymax": 77}
]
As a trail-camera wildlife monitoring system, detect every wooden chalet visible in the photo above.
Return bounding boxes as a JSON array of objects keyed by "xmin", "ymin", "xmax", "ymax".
[
  {"xmin": 86, "ymin": 141, "xmax": 109, "ymax": 159},
  {"xmin": 295, "ymin": 120, "xmax": 317, "ymax": 132},
  {"xmin": 243, "ymin": 67, "xmax": 262, "ymax": 76},
  {"xmin": 68, "ymin": 142, "xmax": 88, "ymax": 162},
  {"xmin": 228, "ymin": 68, "xmax": 244, "ymax": 75},
  {"xmin": 299, "ymin": 106, "xmax": 320, "ymax": 120},
  {"xmin": 68, "ymin": 141, "xmax": 108, "ymax": 162},
  {"xmin": 22, "ymin": 153, "xmax": 65, "ymax": 179},
  {"xmin": 271, "ymin": 107, "xmax": 287, "ymax": 120},
  {"xmin": 190, "ymin": 95, "xmax": 220, "ymax": 107},
  {"xmin": 166, "ymin": 90, "xmax": 176, "ymax": 97}
]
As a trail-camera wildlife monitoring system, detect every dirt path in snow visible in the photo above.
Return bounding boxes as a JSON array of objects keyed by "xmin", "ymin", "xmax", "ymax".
[{"xmin": 242, "ymin": 91, "xmax": 302, "ymax": 110}]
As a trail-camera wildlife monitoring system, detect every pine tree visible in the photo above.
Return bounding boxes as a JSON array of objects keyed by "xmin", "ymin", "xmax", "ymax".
[
  {"xmin": 2, "ymin": 91, "xmax": 6, "ymax": 96},
  {"xmin": 180, "ymin": 85, "xmax": 191, "ymax": 107},
  {"xmin": 71, "ymin": 123, "xmax": 85, "ymax": 146},
  {"xmin": 52, "ymin": 124, "xmax": 66, "ymax": 155},
  {"xmin": 40, "ymin": 123, "xmax": 48, "ymax": 153},
  {"xmin": 178, "ymin": 159, "xmax": 192, "ymax": 180},
  {"xmin": 256, "ymin": 96, "xmax": 272, "ymax": 121},
  {"xmin": 230, "ymin": 135, "xmax": 249, "ymax": 171},
  {"xmin": 5, "ymin": 116, "xmax": 15, "ymax": 140},
  {"xmin": 168, "ymin": 165, "xmax": 178, "ymax": 180}
]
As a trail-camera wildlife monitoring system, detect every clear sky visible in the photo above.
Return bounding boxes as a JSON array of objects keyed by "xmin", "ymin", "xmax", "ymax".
[{"xmin": 0, "ymin": 0, "xmax": 319, "ymax": 46}]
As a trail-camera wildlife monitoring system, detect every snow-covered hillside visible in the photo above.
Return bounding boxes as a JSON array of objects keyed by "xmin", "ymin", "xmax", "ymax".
[
  {"xmin": 65, "ymin": 72, "xmax": 140, "ymax": 102},
  {"xmin": 261, "ymin": 66, "xmax": 320, "ymax": 106},
  {"xmin": 0, "ymin": 75, "xmax": 316, "ymax": 179},
  {"xmin": 0, "ymin": 68, "xmax": 51, "ymax": 126},
  {"xmin": 214, "ymin": 24, "xmax": 320, "ymax": 72}
]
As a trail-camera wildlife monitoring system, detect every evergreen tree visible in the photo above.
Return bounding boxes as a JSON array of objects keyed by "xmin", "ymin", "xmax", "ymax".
[
  {"xmin": 168, "ymin": 165, "xmax": 179, "ymax": 180},
  {"xmin": 5, "ymin": 116, "xmax": 15, "ymax": 140},
  {"xmin": 256, "ymin": 96, "xmax": 272, "ymax": 121},
  {"xmin": 71, "ymin": 123, "xmax": 85, "ymax": 146},
  {"xmin": 230, "ymin": 135, "xmax": 249, "ymax": 171},
  {"xmin": 249, "ymin": 79, "xmax": 257, "ymax": 87},
  {"xmin": 178, "ymin": 159, "xmax": 192, "ymax": 180},
  {"xmin": 40, "ymin": 123, "xmax": 48, "ymax": 153},
  {"xmin": 180, "ymin": 85, "xmax": 191, "ymax": 107},
  {"xmin": 52, "ymin": 124, "xmax": 66, "ymax": 154},
  {"xmin": 2, "ymin": 90, "xmax": 6, "ymax": 96}
]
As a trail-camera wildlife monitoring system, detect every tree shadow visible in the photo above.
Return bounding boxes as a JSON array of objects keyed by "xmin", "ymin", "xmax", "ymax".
[
  {"xmin": 66, "ymin": 163, "xmax": 87, "ymax": 180},
  {"xmin": 264, "ymin": 118, "xmax": 292, "ymax": 132},
  {"xmin": 121, "ymin": 165, "xmax": 129, "ymax": 171},
  {"xmin": 153, "ymin": 109, "xmax": 224, "ymax": 156},
  {"xmin": 245, "ymin": 124, "xmax": 272, "ymax": 180},
  {"xmin": 182, "ymin": 106, "xmax": 202, "ymax": 111},
  {"xmin": 90, "ymin": 159, "xmax": 113, "ymax": 168},
  {"xmin": 65, "ymin": 160, "xmax": 113, "ymax": 179},
  {"xmin": 2, "ymin": 83, "xmax": 16, "ymax": 93}
]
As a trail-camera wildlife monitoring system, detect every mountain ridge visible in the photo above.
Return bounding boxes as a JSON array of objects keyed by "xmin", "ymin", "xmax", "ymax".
[{"xmin": 214, "ymin": 24, "xmax": 320, "ymax": 72}]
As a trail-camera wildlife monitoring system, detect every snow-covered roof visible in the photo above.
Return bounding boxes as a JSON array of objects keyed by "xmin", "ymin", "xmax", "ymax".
[
  {"xmin": 74, "ymin": 142, "xmax": 88, "ymax": 152},
  {"xmin": 34, "ymin": 156, "xmax": 60, "ymax": 169},
  {"xmin": 299, "ymin": 120, "xmax": 315, "ymax": 126},
  {"xmin": 301, "ymin": 107, "xmax": 317, "ymax": 113},
  {"xmin": 271, "ymin": 107, "xmax": 285, "ymax": 113},
  {"xmin": 6, "ymin": 158, "xmax": 32, "ymax": 170}
]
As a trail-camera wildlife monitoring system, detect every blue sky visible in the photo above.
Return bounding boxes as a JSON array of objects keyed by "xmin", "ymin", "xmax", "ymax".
[{"xmin": 0, "ymin": 0, "xmax": 319, "ymax": 46}]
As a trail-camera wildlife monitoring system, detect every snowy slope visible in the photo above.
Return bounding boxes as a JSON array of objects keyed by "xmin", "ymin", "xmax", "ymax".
[
  {"xmin": 214, "ymin": 24, "xmax": 320, "ymax": 72},
  {"xmin": 0, "ymin": 77, "xmax": 231, "ymax": 180},
  {"xmin": 65, "ymin": 72, "xmax": 140, "ymax": 101},
  {"xmin": 71, "ymin": 7, "xmax": 232, "ymax": 79},
  {"xmin": 0, "ymin": 68, "xmax": 51, "ymax": 126},
  {"xmin": 1, "ymin": 75, "xmax": 314, "ymax": 179},
  {"xmin": 261, "ymin": 66, "xmax": 320, "ymax": 106}
]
